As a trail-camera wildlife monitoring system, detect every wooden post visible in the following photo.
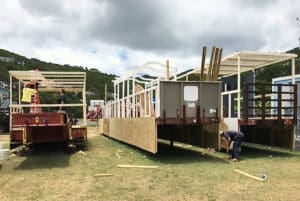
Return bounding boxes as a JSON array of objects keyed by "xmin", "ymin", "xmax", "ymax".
[
  {"xmin": 83, "ymin": 73, "xmax": 87, "ymax": 126},
  {"xmin": 261, "ymin": 84, "xmax": 266, "ymax": 121},
  {"xmin": 104, "ymin": 84, "xmax": 107, "ymax": 105},
  {"xmin": 113, "ymin": 82, "xmax": 116, "ymax": 118},
  {"xmin": 9, "ymin": 73, "xmax": 12, "ymax": 128},
  {"xmin": 292, "ymin": 84, "xmax": 297, "ymax": 150},
  {"xmin": 291, "ymin": 58, "xmax": 295, "ymax": 84},
  {"xmin": 200, "ymin": 47, "xmax": 206, "ymax": 81},
  {"xmin": 213, "ymin": 48, "xmax": 223, "ymax": 81},
  {"xmin": 122, "ymin": 81, "xmax": 125, "ymax": 118},
  {"xmin": 243, "ymin": 83, "xmax": 249, "ymax": 123},
  {"xmin": 208, "ymin": 47, "xmax": 216, "ymax": 81},
  {"xmin": 127, "ymin": 80, "xmax": 130, "ymax": 118},
  {"xmin": 18, "ymin": 80, "xmax": 21, "ymax": 105},
  {"xmin": 237, "ymin": 53, "xmax": 241, "ymax": 119},
  {"xmin": 211, "ymin": 48, "xmax": 219, "ymax": 81},
  {"xmin": 293, "ymin": 84, "xmax": 297, "ymax": 124},
  {"xmin": 132, "ymin": 79, "xmax": 135, "ymax": 117},
  {"xmin": 277, "ymin": 84, "xmax": 282, "ymax": 120},
  {"xmin": 166, "ymin": 60, "xmax": 170, "ymax": 81}
]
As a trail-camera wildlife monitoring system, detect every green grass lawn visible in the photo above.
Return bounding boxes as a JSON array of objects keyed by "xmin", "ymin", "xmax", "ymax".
[{"xmin": 0, "ymin": 128, "xmax": 300, "ymax": 201}]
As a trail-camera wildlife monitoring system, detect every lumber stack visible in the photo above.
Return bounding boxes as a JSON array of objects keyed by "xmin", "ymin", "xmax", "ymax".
[{"xmin": 200, "ymin": 46, "xmax": 223, "ymax": 81}]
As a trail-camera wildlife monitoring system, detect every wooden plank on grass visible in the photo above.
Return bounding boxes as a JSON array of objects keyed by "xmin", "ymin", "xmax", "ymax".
[
  {"xmin": 115, "ymin": 152, "xmax": 121, "ymax": 158},
  {"xmin": 94, "ymin": 173, "xmax": 114, "ymax": 177},
  {"xmin": 234, "ymin": 169, "xmax": 266, "ymax": 182},
  {"xmin": 117, "ymin": 165, "xmax": 158, "ymax": 169}
]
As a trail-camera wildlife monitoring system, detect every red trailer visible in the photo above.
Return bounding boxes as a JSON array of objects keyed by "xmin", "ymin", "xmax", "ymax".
[{"xmin": 9, "ymin": 71, "xmax": 87, "ymax": 149}]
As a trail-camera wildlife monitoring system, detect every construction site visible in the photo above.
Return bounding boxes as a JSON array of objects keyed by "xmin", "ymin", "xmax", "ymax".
[{"xmin": 0, "ymin": 47, "xmax": 300, "ymax": 201}]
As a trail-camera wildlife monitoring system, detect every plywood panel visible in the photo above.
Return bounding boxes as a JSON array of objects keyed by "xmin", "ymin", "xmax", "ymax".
[
  {"xmin": 101, "ymin": 117, "xmax": 157, "ymax": 153},
  {"xmin": 98, "ymin": 119, "xmax": 104, "ymax": 134},
  {"xmin": 98, "ymin": 118, "xmax": 110, "ymax": 134}
]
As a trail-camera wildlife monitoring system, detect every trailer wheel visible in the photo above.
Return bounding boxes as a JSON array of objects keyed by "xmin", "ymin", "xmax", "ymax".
[
  {"xmin": 64, "ymin": 141, "xmax": 77, "ymax": 153},
  {"xmin": 75, "ymin": 139, "xmax": 88, "ymax": 151}
]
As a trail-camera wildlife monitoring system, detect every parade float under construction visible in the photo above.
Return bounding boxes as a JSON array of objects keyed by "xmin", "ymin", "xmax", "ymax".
[{"xmin": 99, "ymin": 47, "xmax": 298, "ymax": 153}]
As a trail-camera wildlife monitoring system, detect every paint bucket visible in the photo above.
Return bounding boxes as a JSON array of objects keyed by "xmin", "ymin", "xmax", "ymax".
[{"xmin": 0, "ymin": 149, "xmax": 9, "ymax": 160}]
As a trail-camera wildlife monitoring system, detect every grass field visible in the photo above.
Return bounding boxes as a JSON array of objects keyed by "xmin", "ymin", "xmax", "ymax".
[{"xmin": 0, "ymin": 126, "xmax": 300, "ymax": 201}]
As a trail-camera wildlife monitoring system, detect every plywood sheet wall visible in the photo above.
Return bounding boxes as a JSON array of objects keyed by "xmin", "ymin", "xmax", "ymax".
[
  {"xmin": 100, "ymin": 117, "xmax": 157, "ymax": 153},
  {"xmin": 98, "ymin": 118, "xmax": 110, "ymax": 134},
  {"xmin": 98, "ymin": 119, "xmax": 104, "ymax": 134}
]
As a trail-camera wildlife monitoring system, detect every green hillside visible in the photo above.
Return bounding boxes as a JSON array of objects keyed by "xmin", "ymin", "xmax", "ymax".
[
  {"xmin": 1, "ymin": 47, "xmax": 300, "ymax": 102},
  {"xmin": 0, "ymin": 49, "xmax": 116, "ymax": 105}
]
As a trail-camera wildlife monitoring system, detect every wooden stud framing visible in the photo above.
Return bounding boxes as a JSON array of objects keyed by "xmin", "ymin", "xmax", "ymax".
[
  {"xmin": 207, "ymin": 47, "xmax": 216, "ymax": 81},
  {"xmin": 200, "ymin": 46, "xmax": 206, "ymax": 81},
  {"xmin": 9, "ymin": 71, "xmax": 87, "ymax": 127}
]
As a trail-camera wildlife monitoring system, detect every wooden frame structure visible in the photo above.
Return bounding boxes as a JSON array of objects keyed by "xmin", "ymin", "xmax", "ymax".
[
  {"xmin": 9, "ymin": 71, "xmax": 87, "ymax": 125},
  {"xmin": 273, "ymin": 74, "xmax": 300, "ymax": 138},
  {"xmin": 9, "ymin": 70, "xmax": 87, "ymax": 147}
]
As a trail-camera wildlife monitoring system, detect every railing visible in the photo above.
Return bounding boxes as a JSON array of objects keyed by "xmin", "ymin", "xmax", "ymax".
[
  {"xmin": 221, "ymin": 89, "xmax": 239, "ymax": 118},
  {"xmin": 103, "ymin": 77, "xmax": 160, "ymax": 119},
  {"xmin": 243, "ymin": 83, "xmax": 297, "ymax": 122}
]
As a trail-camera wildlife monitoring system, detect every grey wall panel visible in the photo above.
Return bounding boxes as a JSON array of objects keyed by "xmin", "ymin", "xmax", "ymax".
[
  {"xmin": 160, "ymin": 82, "xmax": 181, "ymax": 118},
  {"xmin": 200, "ymin": 83, "xmax": 221, "ymax": 118},
  {"xmin": 160, "ymin": 81, "xmax": 221, "ymax": 119}
]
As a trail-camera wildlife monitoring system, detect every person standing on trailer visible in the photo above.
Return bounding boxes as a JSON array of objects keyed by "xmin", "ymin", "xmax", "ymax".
[
  {"xmin": 57, "ymin": 89, "xmax": 67, "ymax": 112},
  {"xmin": 220, "ymin": 130, "xmax": 244, "ymax": 162},
  {"xmin": 21, "ymin": 82, "xmax": 35, "ymax": 113},
  {"xmin": 31, "ymin": 82, "xmax": 41, "ymax": 113}
]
